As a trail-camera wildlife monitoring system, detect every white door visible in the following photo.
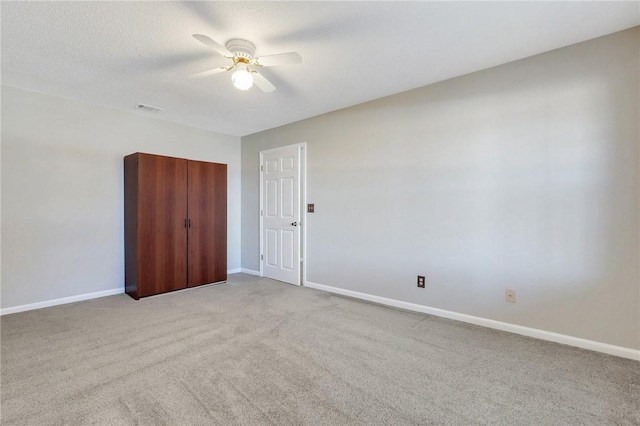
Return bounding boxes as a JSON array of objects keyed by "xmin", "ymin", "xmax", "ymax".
[{"xmin": 260, "ymin": 144, "xmax": 301, "ymax": 285}]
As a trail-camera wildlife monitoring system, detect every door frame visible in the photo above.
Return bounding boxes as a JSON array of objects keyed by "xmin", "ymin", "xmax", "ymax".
[{"xmin": 259, "ymin": 142, "xmax": 307, "ymax": 285}]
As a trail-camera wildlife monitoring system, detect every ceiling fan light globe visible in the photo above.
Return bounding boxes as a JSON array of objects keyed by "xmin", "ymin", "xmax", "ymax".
[{"xmin": 232, "ymin": 68, "xmax": 253, "ymax": 91}]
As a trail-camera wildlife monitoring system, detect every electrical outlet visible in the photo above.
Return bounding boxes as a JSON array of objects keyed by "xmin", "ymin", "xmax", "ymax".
[
  {"xmin": 505, "ymin": 289, "xmax": 516, "ymax": 303},
  {"xmin": 417, "ymin": 276, "xmax": 426, "ymax": 288}
]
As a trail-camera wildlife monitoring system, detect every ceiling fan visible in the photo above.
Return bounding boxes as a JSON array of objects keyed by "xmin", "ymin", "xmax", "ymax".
[{"xmin": 190, "ymin": 34, "xmax": 302, "ymax": 93}]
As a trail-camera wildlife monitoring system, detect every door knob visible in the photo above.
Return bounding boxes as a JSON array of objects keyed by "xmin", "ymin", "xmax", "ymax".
[{"xmin": 291, "ymin": 222, "xmax": 297, "ymax": 226}]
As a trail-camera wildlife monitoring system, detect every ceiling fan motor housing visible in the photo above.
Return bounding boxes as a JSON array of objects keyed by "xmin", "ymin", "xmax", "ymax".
[{"xmin": 226, "ymin": 39, "xmax": 256, "ymax": 60}]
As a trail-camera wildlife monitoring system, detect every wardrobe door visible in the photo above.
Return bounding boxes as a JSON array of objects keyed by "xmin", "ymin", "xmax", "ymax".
[
  {"xmin": 137, "ymin": 154, "xmax": 188, "ymax": 296},
  {"xmin": 187, "ymin": 160, "xmax": 227, "ymax": 287}
]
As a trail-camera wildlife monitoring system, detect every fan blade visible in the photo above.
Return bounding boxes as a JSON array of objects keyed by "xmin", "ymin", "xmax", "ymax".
[
  {"xmin": 256, "ymin": 52, "xmax": 302, "ymax": 67},
  {"xmin": 189, "ymin": 67, "xmax": 227, "ymax": 79},
  {"xmin": 252, "ymin": 71, "xmax": 276, "ymax": 93},
  {"xmin": 192, "ymin": 34, "xmax": 232, "ymax": 56}
]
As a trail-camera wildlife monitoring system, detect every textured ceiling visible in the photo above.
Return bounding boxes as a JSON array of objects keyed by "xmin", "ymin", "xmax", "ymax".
[{"xmin": 2, "ymin": 1, "xmax": 638, "ymax": 137}]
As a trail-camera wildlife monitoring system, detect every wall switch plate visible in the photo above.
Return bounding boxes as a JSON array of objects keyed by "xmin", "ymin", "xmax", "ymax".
[
  {"xmin": 505, "ymin": 289, "xmax": 516, "ymax": 303},
  {"xmin": 417, "ymin": 276, "xmax": 426, "ymax": 288},
  {"xmin": 307, "ymin": 203, "xmax": 315, "ymax": 213}
]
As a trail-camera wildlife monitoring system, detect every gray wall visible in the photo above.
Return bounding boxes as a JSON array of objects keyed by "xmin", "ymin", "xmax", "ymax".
[
  {"xmin": 1, "ymin": 86, "xmax": 241, "ymax": 309},
  {"xmin": 242, "ymin": 28, "xmax": 640, "ymax": 350}
]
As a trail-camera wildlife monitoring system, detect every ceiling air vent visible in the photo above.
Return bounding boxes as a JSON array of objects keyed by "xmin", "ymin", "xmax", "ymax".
[{"xmin": 135, "ymin": 103, "xmax": 163, "ymax": 113}]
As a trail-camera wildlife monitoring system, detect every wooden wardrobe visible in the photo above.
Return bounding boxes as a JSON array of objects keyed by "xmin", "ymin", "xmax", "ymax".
[{"xmin": 124, "ymin": 152, "xmax": 227, "ymax": 299}]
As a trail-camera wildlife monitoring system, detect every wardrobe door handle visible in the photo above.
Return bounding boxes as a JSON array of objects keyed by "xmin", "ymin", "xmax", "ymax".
[
  {"xmin": 184, "ymin": 219, "xmax": 187, "ymax": 228},
  {"xmin": 188, "ymin": 219, "xmax": 192, "ymax": 228}
]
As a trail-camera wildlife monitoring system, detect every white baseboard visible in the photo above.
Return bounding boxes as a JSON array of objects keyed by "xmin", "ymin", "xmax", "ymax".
[
  {"xmin": 0, "ymin": 287, "xmax": 124, "ymax": 316},
  {"xmin": 304, "ymin": 281, "xmax": 640, "ymax": 361},
  {"xmin": 227, "ymin": 268, "xmax": 242, "ymax": 274},
  {"xmin": 240, "ymin": 268, "xmax": 260, "ymax": 276}
]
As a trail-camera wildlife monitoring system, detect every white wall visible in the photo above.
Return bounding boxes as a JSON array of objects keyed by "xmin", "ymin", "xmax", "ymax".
[
  {"xmin": 1, "ymin": 86, "xmax": 241, "ymax": 309},
  {"xmin": 242, "ymin": 28, "xmax": 640, "ymax": 350}
]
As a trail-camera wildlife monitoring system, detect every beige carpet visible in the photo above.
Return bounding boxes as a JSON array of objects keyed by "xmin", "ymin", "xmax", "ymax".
[{"xmin": 1, "ymin": 273, "xmax": 638, "ymax": 425}]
